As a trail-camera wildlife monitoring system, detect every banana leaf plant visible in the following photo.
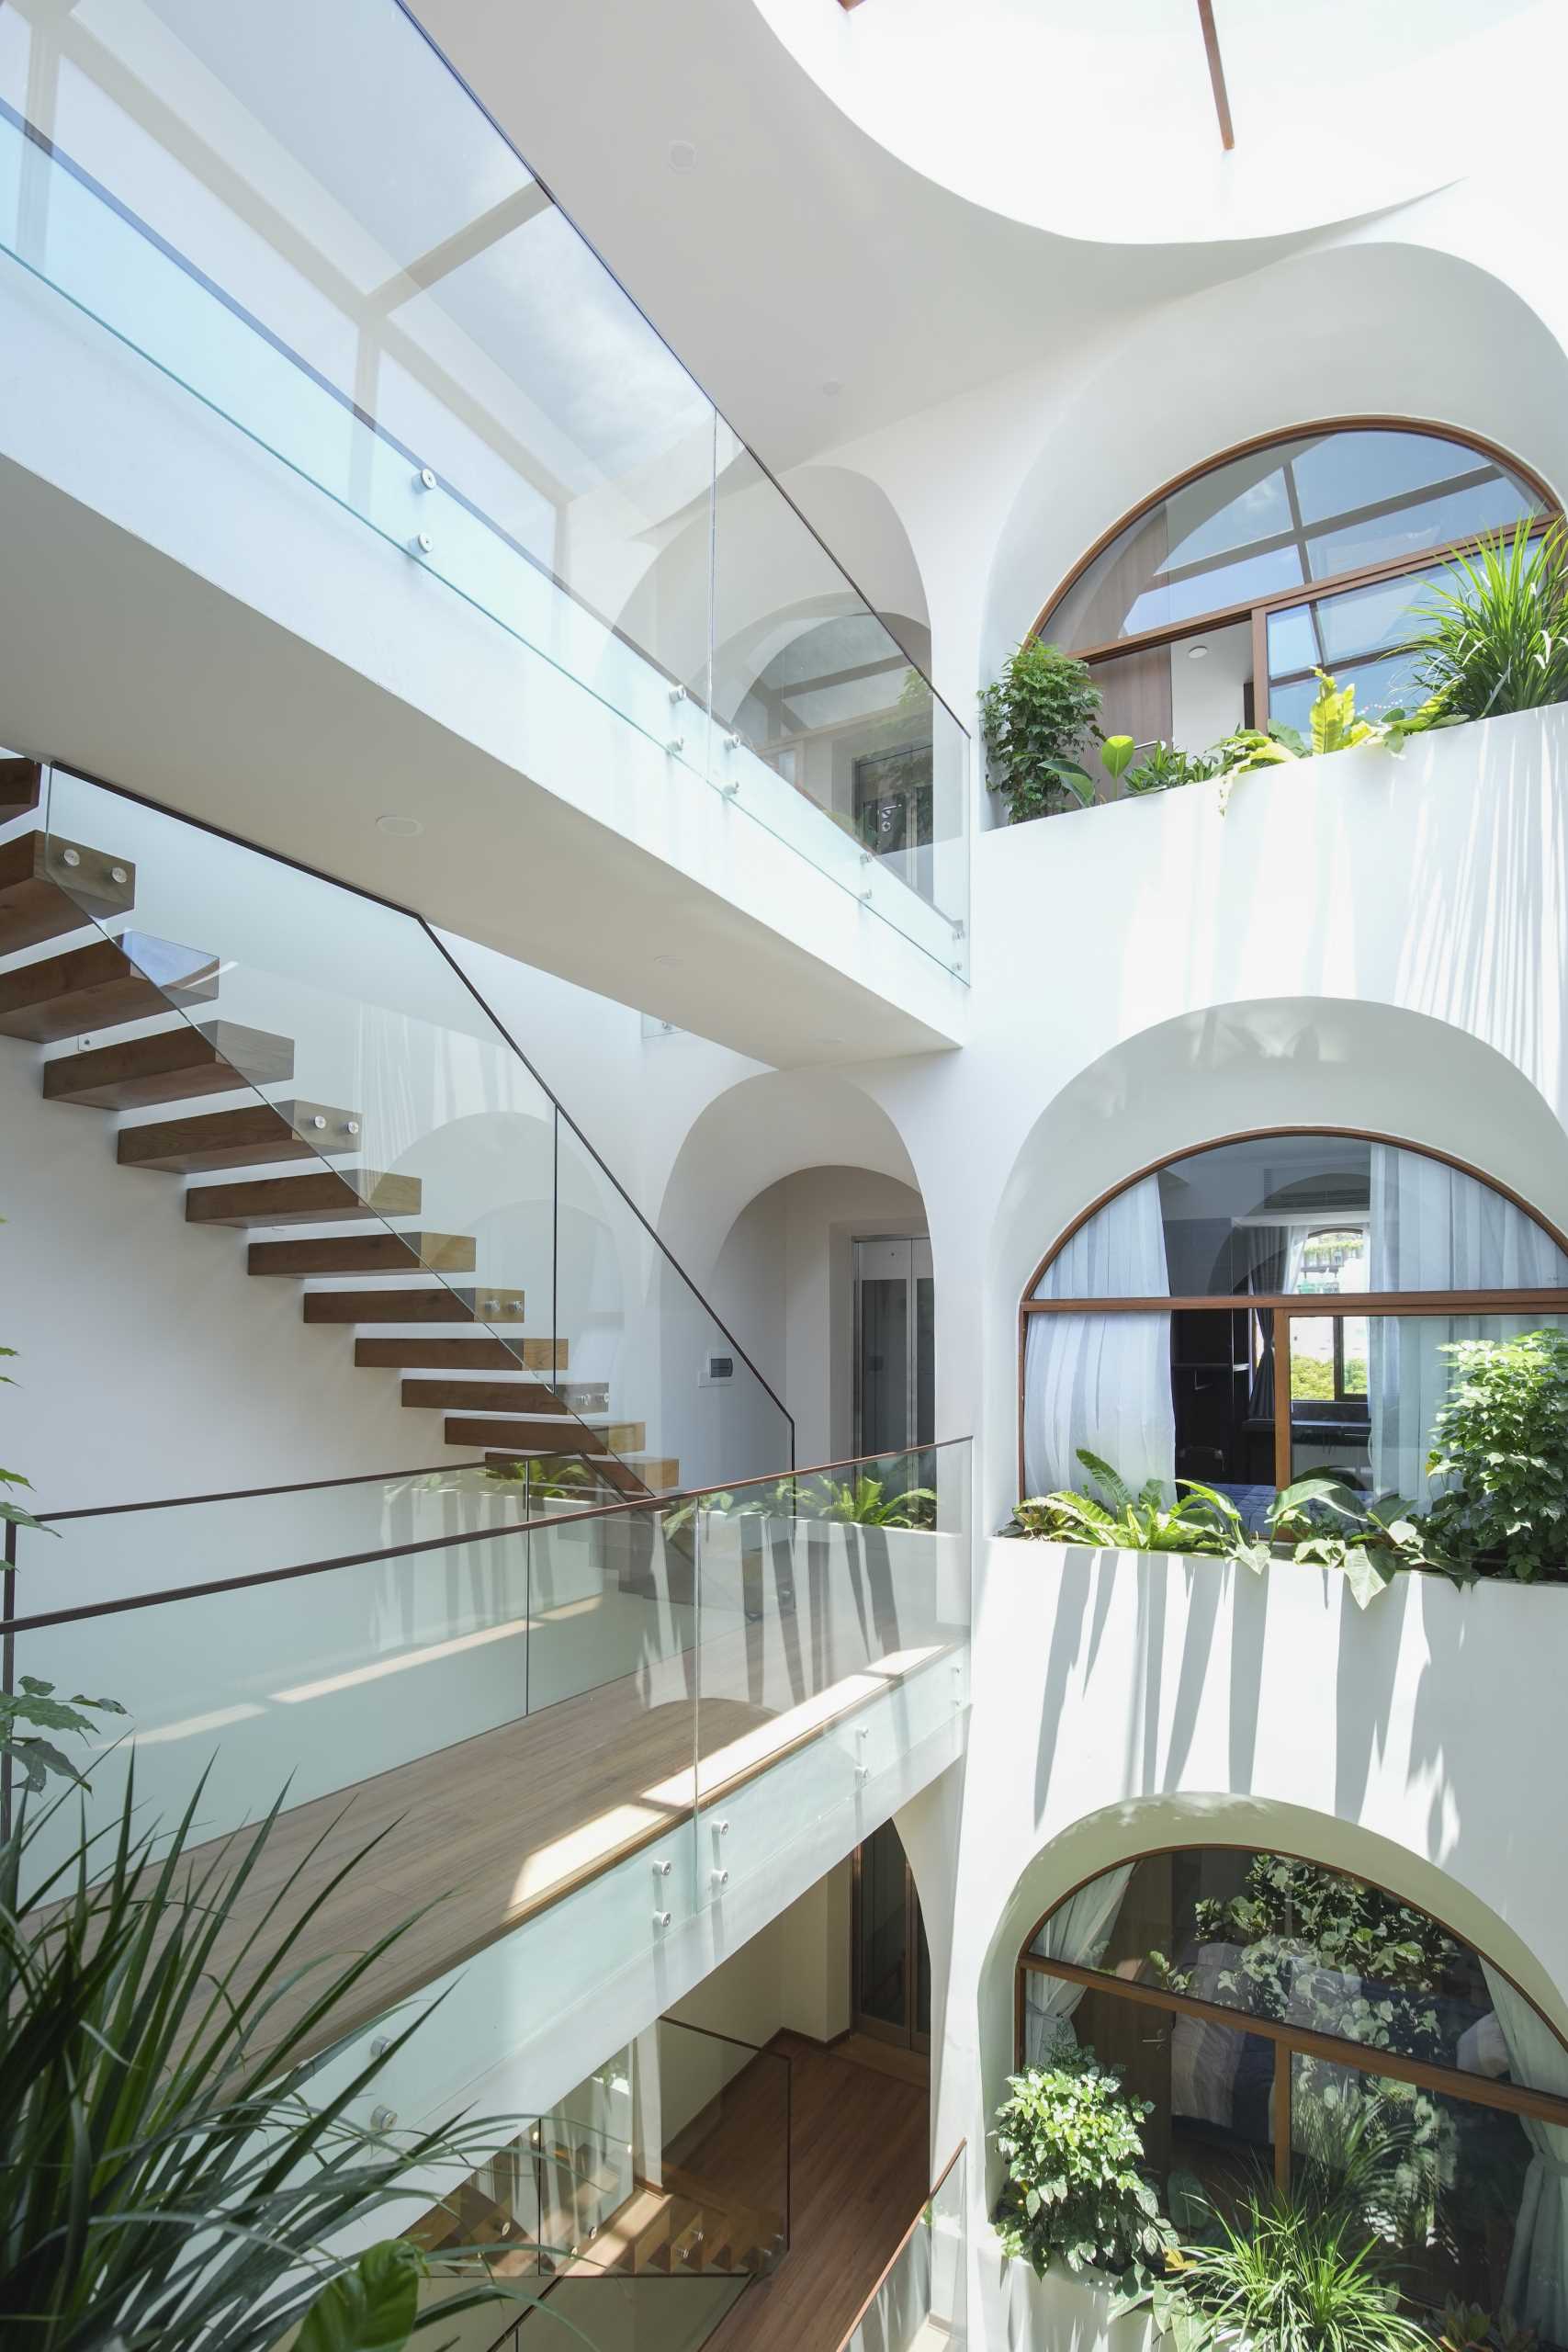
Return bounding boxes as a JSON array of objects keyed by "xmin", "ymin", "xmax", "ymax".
[{"xmin": 0, "ymin": 1766, "xmax": 583, "ymax": 2352}]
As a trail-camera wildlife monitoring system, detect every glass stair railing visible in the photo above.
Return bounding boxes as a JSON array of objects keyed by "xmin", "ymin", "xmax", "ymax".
[
  {"xmin": 17, "ymin": 762, "xmax": 792, "ymax": 1504},
  {"xmin": 835, "ymin": 2145, "xmax": 967, "ymax": 2352},
  {"xmin": 397, "ymin": 2017, "xmax": 788, "ymax": 2352},
  {"xmin": 0, "ymin": 0, "xmax": 969, "ymax": 978},
  {"xmin": 3, "ymin": 1442, "xmax": 974, "ymax": 2063}
]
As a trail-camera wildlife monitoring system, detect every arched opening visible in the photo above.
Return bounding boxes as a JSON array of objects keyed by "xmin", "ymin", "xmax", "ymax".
[
  {"xmin": 1031, "ymin": 418, "xmax": 1557, "ymax": 782},
  {"xmin": 1016, "ymin": 1841, "xmax": 1568, "ymax": 2339},
  {"xmin": 1017, "ymin": 1126, "xmax": 1568, "ymax": 1514}
]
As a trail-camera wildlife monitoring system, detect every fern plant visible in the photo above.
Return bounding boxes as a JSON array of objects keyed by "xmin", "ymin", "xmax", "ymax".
[{"xmin": 1009, "ymin": 1450, "xmax": 1263, "ymax": 1561}]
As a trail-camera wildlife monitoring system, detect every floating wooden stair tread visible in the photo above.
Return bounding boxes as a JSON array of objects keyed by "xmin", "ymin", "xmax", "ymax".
[
  {"xmin": 445, "ymin": 1416, "xmax": 644, "ymax": 1454},
  {"xmin": 186, "ymin": 1169, "xmax": 422, "ymax": 1227},
  {"xmin": 596, "ymin": 1455, "xmax": 682, "ymax": 1497},
  {"xmin": 118, "ymin": 1098, "xmax": 365, "ymax": 1173},
  {"xmin": 354, "ymin": 1335, "xmax": 565, "ymax": 1372},
  {"xmin": 400, "ymin": 1377, "xmax": 570, "ymax": 1415},
  {"xmin": 0, "ymin": 759, "xmax": 41, "ymax": 822},
  {"xmin": 43, "ymin": 1019, "xmax": 292, "ymax": 1109},
  {"xmin": 250, "ymin": 1232, "xmax": 474, "ymax": 1278},
  {"xmin": 0, "ymin": 831, "xmax": 134, "ymax": 955},
  {"xmin": 0, "ymin": 932, "xmax": 219, "ymax": 1043},
  {"xmin": 303, "ymin": 1285, "xmax": 525, "ymax": 1325}
]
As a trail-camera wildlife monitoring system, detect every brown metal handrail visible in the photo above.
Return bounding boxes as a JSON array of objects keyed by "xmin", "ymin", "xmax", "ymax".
[
  {"xmin": 832, "ymin": 2140, "xmax": 965, "ymax": 2352},
  {"xmin": 0, "ymin": 1440, "xmax": 969, "ymax": 1636}
]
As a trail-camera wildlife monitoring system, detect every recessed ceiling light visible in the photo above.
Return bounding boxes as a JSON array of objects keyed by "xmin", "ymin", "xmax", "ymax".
[
  {"xmin": 820, "ymin": 379, "xmax": 844, "ymax": 398},
  {"xmin": 669, "ymin": 140, "xmax": 697, "ymax": 174},
  {"xmin": 377, "ymin": 813, "xmax": 423, "ymax": 837},
  {"xmin": 1188, "ymin": 643, "xmax": 1210, "ymax": 661}
]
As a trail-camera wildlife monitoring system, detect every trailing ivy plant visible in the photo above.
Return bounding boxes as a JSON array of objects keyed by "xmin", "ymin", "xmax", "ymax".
[
  {"xmin": 992, "ymin": 2046, "xmax": 1176, "ymax": 2281},
  {"xmin": 980, "ymin": 640, "xmax": 1102, "ymax": 821},
  {"xmin": 1420, "ymin": 1329, "xmax": 1568, "ymax": 1581},
  {"xmin": 1410, "ymin": 520, "xmax": 1568, "ymax": 720}
]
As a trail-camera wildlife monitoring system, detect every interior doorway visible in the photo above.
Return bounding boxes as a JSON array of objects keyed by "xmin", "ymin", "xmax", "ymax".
[
  {"xmin": 851, "ymin": 1819, "xmax": 930, "ymax": 2053},
  {"xmin": 852, "ymin": 1235, "xmax": 933, "ymax": 1458}
]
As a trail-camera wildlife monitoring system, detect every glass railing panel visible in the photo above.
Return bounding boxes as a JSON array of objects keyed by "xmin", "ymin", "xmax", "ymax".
[
  {"xmin": 839, "ymin": 2146, "xmax": 967, "ymax": 2352},
  {"xmin": 400, "ymin": 2018, "xmax": 785, "ymax": 2302},
  {"xmin": 0, "ymin": 5, "xmax": 968, "ymax": 973},
  {"xmin": 555, "ymin": 1121, "xmax": 794, "ymax": 1496},
  {"xmin": 693, "ymin": 1442, "xmax": 972, "ymax": 1871},
  {"xmin": 6, "ymin": 1490, "xmax": 701, "ymax": 2040},
  {"xmin": 711, "ymin": 432, "xmax": 969, "ymax": 978},
  {"xmin": 39, "ymin": 764, "xmax": 793, "ymax": 1491}
]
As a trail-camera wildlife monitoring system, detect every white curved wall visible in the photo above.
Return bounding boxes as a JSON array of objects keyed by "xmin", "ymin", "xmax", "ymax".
[
  {"xmin": 846, "ymin": 707, "xmax": 1568, "ymax": 1527},
  {"xmin": 900, "ymin": 1544, "xmax": 1568, "ymax": 2352}
]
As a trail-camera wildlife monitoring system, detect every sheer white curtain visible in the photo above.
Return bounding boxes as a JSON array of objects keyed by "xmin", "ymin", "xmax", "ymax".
[
  {"xmin": 1023, "ymin": 1865, "xmax": 1134, "ymax": 2070},
  {"xmin": 1023, "ymin": 1178, "xmax": 1175, "ymax": 1498},
  {"xmin": 1480, "ymin": 1964, "xmax": 1568, "ymax": 2340},
  {"xmin": 1369, "ymin": 1148, "xmax": 1568, "ymax": 1496}
]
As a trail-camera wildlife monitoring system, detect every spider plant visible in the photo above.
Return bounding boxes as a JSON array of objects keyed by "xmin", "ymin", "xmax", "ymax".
[
  {"xmin": 1410, "ymin": 520, "xmax": 1568, "ymax": 718},
  {"xmin": 1144, "ymin": 2107, "xmax": 1432, "ymax": 2352},
  {"xmin": 0, "ymin": 1766, "xmax": 555, "ymax": 2351}
]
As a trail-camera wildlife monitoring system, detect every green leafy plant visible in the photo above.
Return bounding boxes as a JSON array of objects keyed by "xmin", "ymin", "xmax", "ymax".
[
  {"xmin": 798, "ymin": 1473, "xmax": 937, "ymax": 1528},
  {"xmin": 1144, "ymin": 2158, "xmax": 1432, "ymax": 2352},
  {"xmin": 1154, "ymin": 1849, "xmax": 1468, "ymax": 2061},
  {"xmin": 1008, "ymin": 1450, "xmax": 1264, "ymax": 1563},
  {"xmin": 1265, "ymin": 1476, "xmax": 1463, "ymax": 1608},
  {"xmin": 0, "ymin": 1767, "xmax": 542, "ymax": 2351},
  {"xmin": 993, "ymin": 2046, "xmax": 1176, "ymax": 2280},
  {"xmin": 1210, "ymin": 673, "xmax": 1452, "ymax": 811},
  {"xmin": 1103, "ymin": 737, "xmax": 1225, "ymax": 797},
  {"xmin": 980, "ymin": 640, "xmax": 1102, "ymax": 820},
  {"xmin": 1419, "ymin": 1329, "xmax": 1568, "ymax": 1581},
  {"xmin": 1435, "ymin": 2298, "xmax": 1538, "ymax": 2352},
  {"xmin": 1410, "ymin": 521, "xmax": 1568, "ymax": 719}
]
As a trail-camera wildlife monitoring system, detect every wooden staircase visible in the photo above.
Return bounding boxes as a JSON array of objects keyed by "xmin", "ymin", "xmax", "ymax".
[{"xmin": 0, "ymin": 785, "xmax": 681, "ymax": 1499}]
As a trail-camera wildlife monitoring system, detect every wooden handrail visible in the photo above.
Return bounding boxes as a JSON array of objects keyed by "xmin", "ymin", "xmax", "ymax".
[
  {"xmin": 833, "ymin": 2140, "xmax": 966, "ymax": 2352},
  {"xmin": 0, "ymin": 1439, "xmax": 973, "ymax": 1634}
]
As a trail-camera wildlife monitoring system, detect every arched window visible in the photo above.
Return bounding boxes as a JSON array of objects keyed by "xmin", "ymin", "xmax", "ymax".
[
  {"xmin": 1034, "ymin": 423, "xmax": 1557, "ymax": 781},
  {"xmin": 1019, "ymin": 1130, "xmax": 1568, "ymax": 1512},
  {"xmin": 1017, "ymin": 1845, "xmax": 1568, "ymax": 2340}
]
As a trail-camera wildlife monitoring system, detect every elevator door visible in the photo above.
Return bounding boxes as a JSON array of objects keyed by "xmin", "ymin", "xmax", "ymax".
[
  {"xmin": 853, "ymin": 1236, "xmax": 934, "ymax": 1458},
  {"xmin": 852, "ymin": 1820, "xmax": 931, "ymax": 2052}
]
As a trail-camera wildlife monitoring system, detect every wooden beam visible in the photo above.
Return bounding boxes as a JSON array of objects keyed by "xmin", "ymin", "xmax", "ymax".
[{"xmin": 1196, "ymin": 0, "xmax": 1235, "ymax": 151}]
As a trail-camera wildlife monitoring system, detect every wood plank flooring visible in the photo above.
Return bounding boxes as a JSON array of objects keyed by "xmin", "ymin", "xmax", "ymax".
[
  {"xmin": 697, "ymin": 2033, "xmax": 931, "ymax": 2352},
  {"xmin": 176, "ymin": 1631, "xmax": 947, "ymax": 2064}
]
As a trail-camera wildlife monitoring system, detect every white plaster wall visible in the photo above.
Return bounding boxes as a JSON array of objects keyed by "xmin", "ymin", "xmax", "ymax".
[
  {"xmin": 841, "ymin": 707, "xmax": 1568, "ymax": 1533},
  {"xmin": 708, "ymin": 1165, "xmax": 928, "ymax": 1469},
  {"xmin": 899, "ymin": 1543, "xmax": 1568, "ymax": 2352}
]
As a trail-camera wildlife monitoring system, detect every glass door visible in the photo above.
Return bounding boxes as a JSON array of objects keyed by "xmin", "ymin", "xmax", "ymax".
[
  {"xmin": 853, "ymin": 1236, "xmax": 934, "ymax": 1457},
  {"xmin": 852, "ymin": 1819, "xmax": 931, "ymax": 2053}
]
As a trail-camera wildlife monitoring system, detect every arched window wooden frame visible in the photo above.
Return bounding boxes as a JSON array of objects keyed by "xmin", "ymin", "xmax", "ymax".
[
  {"xmin": 1016, "ymin": 1125, "xmax": 1568, "ymax": 1499},
  {"xmin": 1031, "ymin": 416, "xmax": 1562, "ymax": 754},
  {"xmin": 1014, "ymin": 1839, "xmax": 1568, "ymax": 2199}
]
